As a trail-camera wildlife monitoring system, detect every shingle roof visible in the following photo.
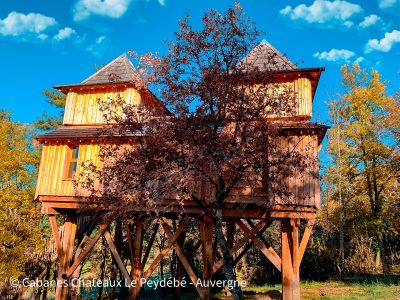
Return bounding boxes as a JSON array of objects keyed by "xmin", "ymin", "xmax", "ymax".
[
  {"xmin": 34, "ymin": 126, "xmax": 142, "ymax": 144},
  {"xmin": 238, "ymin": 40, "xmax": 296, "ymax": 72},
  {"xmin": 34, "ymin": 122, "xmax": 328, "ymax": 145},
  {"xmin": 81, "ymin": 55, "xmax": 136, "ymax": 85}
]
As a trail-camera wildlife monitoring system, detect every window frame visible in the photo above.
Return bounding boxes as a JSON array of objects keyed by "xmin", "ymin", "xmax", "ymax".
[{"xmin": 62, "ymin": 144, "xmax": 80, "ymax": 181}]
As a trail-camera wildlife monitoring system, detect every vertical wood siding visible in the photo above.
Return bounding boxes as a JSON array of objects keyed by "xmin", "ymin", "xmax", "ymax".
[
  {"xmin": 260, "ymin": 77, "xmax": 313, "ymax": 119},
  {"xmin": 36, "ymin": 134, "xmax": 321, "ymax": 208},
  {"xmin": 269, "ymin": 134, "xmax": 320, "ymax": 207},
  {"xmin": 279, "ymin": 77, "xmax": 312, "ymax": 118},
  {"xmin": 35, "ymin": 144, "xmax": 100, "ymax": 198},
  {"xmin": 63, "ymin": 87, "xmax": 141, "ymax": 125}
]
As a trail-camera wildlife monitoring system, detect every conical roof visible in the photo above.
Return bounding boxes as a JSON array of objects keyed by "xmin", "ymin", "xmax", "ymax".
[
  {"xmin": 239, "ymin": 40, "xmax": 296, "ymax": 72},
  {"xmin": 81, "ymin": 54, "xmax": 136, "ymax": 85}
]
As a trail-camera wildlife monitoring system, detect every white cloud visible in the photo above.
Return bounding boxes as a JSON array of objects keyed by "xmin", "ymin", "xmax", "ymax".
[
  {"xmin": 54, "ymin": 27, "xmax": 76, "ymax": 41},
  {"xmin": 378, "ymin": 0, "xmax": 398, "ymax": 9},
  {"xmin": 86, "ymin": 35, "xmax": 109, "ymax": 57},
  {"xmin": 314, "ymin": 49, "xmax": 355, "ymax": 62},
  {"xmin": 365, "ymin": 30, "xmax": 400, "ymax": 52},
  {"xmin": 158, "ymin": 0, "xmax": 166, "ymax": 6},
  {"xmin": 280, "ymin": 0, "xmax": 362, "ymax": 27},
  {"xmin": 38, "ymin": 33, "xmax": 48, "ymax": 40},
  {"xmin": 354, "ymin": 56, "xmax": 364, "ymax": 64},
  {"xmin": 343, "ymin": 20, "xmax": 354, "ymax": 27},
  {"xmin": 73, "ymin": 0, "xmax": 132, "ymax": 21},
  {"xmin": 0, "ymin": 11, "xmax": 57, "ymax": 38},
  {"xmin": 360, "ymin": 15, "xmax": 382, "ymax": 28}
]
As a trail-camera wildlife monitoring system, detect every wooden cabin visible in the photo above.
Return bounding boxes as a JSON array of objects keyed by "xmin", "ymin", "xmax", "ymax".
[
  {"xmin": 35, "ymin": 45, "xmax": 327, "ymax": 215},
  {"xmin": 34, "ymin": 43, "xmax": 328, "ymax": 300}
]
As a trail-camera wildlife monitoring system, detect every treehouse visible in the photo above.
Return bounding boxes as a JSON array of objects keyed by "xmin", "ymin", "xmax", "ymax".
[{"xmin": 34, "ymin": 42, "xmax": 328, "ymax": 300}]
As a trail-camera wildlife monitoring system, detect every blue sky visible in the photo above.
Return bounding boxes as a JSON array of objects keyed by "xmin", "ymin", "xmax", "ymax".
[{"xmin": 1, "ymin": 0, "xmax": 399, "ymax": 127}]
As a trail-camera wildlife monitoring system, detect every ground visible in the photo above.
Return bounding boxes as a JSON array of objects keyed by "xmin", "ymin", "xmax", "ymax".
[
  {"xmin": 20, "ymin": 274, "xmax": 400, "ymax": 299},
  {"xmin": 209, "ymin": 275, "xmax": 400, "ymax": 300}
]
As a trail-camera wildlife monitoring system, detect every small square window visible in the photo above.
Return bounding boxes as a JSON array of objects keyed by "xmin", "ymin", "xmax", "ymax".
[{"xmin": 63, "ymin": 145, "xmax": 79, "ymax": 180}]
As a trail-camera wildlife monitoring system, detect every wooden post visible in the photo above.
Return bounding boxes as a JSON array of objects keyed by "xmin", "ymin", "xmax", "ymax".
[
  {"xmin": 131, "ymin": 218, "xmax": 144, "ymax": 300},
  {"xmin": 173, "ymin": 220, "xmax": 187, "ymax": 300},
  {"xmin": 281, "ymin": 219, "xmax": 300, "ymax": 300},
  {"xmin": 200, "ymin": 215, "xmax": 213, "ymax": 300},
  {"xmin": 55, "ymin": 215, "xmax": 77, "ymax": 300},
  {"xmin": 291, "ymin": 219, "xmax": 300, "ymax": 300}
]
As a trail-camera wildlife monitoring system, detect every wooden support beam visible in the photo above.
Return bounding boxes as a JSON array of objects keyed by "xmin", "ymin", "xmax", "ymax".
[
  {"xmin": 281, "ymin": 220, "xmax": 293, "ymax": 300},
  {"xmin": 245, "ymin": 219, "xmax": 273, "ymax": 247},
  {"xmin": 292, "ymin": 220, "xmax": 300, "ymax": 300},
  {"xmin": 298, "ymin": 220, "xmax": 314, "ymax": 263},
  {"xmin": 161, "ymin": 219, "xmax": 205, "ymax": 299},
  {"xmin": 142, "ymin": 223, "xmax": 159, "ymax": 267},
  {"xmin": 103, "ymin": 229, "xmax": 132, "ymax": 284},
  {"xmin": 55, "ymin": 215, "xmax": 77, "ymax": 300},
  {"xmin": 173, "ymin": 220, "xmax": 187, "ymax": 300},
  {"xmin": 236, "ymin": 220, "xmax": 281, "ymax": 272},
  {"xmin": 66, "ymin": 224, "xmax": 109, "ymax": 278},
  {"xmin": 233, "ymin": 242, "xmax": 252, "ymax": 266},
  {"xmin": 130, "ymin": 219, "xmax": 145, "ymax": 300},
  {"xmin": 49, "ymin": 215, "xmax": 63, "ymax": 267},
  {"xmin": 143, "ymin": 217, "xmax": 189, "ymax": 280},
  {"xmin": 233, "ymin": 223, "xmax": 270, "ymax": 266},
  {"xmin": 212, "ymin": 220, "xmax": 266, "ymax": 274},
  {"xmin": 281, "ymin": 219, "xmax": 300, "ymax": 300},
  {"xmin": 200, "ymin": 215, "xmax": 213, "ymax": 299}
]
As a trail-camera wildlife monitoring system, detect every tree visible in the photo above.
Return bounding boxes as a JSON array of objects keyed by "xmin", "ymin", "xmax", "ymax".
[
  {"xmin": 322, "ymin": 65, "xmax": 400, "ymax": 274},
  {"xmin": 34, "ymin": 89, "xmax": 66, "ymax": 131},
  {"xmin": 81, "ymin": 4, "xmax": 306, "ymax": 299},
  {"xmin": 0, "ymin": 110, "xmax": 44, "ymax": 294}
]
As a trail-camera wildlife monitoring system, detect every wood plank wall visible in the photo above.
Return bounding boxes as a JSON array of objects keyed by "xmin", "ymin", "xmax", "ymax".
[
  {"xmin": 35, "ymin": 144, "xmax": 101, "ymax": 199},
  {"xmin": 35, "ymin": 134, "xmax": 320, "ymax": 208},
  {"xmin": 63, "ymin": 86, "xmax": 141, "ymax": 125},
  {"xmin": 293, "ymin": 77, "xmax": 312, "ymax": 117}
]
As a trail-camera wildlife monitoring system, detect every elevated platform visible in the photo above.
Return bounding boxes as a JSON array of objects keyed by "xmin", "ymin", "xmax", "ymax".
[{"xmin": 39, "ymin": 195, "xmax": 317, "ymax": 219}]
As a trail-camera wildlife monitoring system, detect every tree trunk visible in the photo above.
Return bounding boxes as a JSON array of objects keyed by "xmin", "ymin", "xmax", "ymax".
[
  {"xmin": 379, "ymin": 239, "xmax": 390, "ymax": 274},
  {"xmin": 97, "ymin": 239, "xmax": 107, "ymax": 300},
  {"xmin": 339, "ymin": 210, "xmax": 345, "ymax": 276},
  {"xmin": 214, "ymin": 206, "xmax": 244, "ymax": 300}
]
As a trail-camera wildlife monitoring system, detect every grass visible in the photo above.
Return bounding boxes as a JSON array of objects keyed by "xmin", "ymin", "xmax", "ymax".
[
  {"xmin": 210, "ymin": 275, "xmax": 400, "ymax": 299},
  {"xmin": 29, "ymin": 274, "xmax": 400, "ymax": 299}
]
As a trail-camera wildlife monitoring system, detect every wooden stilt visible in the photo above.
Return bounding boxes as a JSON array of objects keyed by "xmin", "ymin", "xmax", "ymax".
[
  {"xmin": 200, "ymin": 215, "xmax": 213, "ymax": 300},
  {"xmin": 291, "ymin": 219, "xmax": 300, "ymax": 300},
  {"xmin": 281, "ymin": 219, "xmax": 300, "ymax": 300},
  {"xmin": 103, "ymin": 229, "xmax": 131, "ymax": 283},
  {"xmin": 130, "ymin": 218, "xmax": 144, "ymax": 300},
  {"xmin": 173, "ymin": 220, "xmax": 187, "ymax": 300},
  {"xmin": 55, "ymin": 215, "xmax": 77, "ymax": 300}
]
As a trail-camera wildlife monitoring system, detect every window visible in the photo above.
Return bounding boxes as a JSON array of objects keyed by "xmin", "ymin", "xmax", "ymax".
[{"xmin": 64, "ymin": 145, "xmax": 80, "ymax": 180}]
